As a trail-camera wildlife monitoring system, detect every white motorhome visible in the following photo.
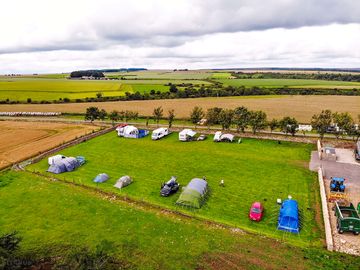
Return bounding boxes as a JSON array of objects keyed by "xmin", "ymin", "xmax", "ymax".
[
  {"xmin": 151, "ymin": 128, "xmax": 169, "ymax": 140},
  {"xmin": 213, "ymin": 131, "xmax": 234, "ymax": 142},
  {"xmin": 179, "ymin": 129, "xmax": 197, "ymax": 141}
]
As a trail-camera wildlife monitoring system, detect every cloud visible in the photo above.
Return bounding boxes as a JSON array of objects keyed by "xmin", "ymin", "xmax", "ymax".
[
  {"xmin": 1, "ymin": 23, "xmax": 360, "ymax": 73},
  {"xmin": 0, "ymin": 0, "xmax": 359, "ymax": 72}
]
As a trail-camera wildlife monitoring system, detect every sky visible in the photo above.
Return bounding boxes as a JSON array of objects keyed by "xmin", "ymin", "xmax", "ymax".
[{"xmin": 1, "ymin": 0, "xmax": 360, "ymax": 73}]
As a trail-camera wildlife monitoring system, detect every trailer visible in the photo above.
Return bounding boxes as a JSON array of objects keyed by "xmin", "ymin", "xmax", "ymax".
[
  {"xmin": 151, "ymin": 127, "xmax": 169, "ymax": 140},
  {"xmin": 335, "ymin": 202, "xmax": 360, "ymax": 235},
  {"xmin": 179, "ymin": 129, "xmax": 197, "ymax": 141},
  {"xmin": 213, "ymin": 131, "xmax": 234, "ymax": 142}
]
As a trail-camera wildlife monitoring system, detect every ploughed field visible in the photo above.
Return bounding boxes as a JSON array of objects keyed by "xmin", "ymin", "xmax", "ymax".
[
  {"xmin": 28, "ymin": 131, "xmax": 320, "ymax": 246},
  {"xmin": 0, "ymin": 121, "xmax": 98, "ymax": 169},
  {"xmin": 1, "ymin": 95, "xmax": 359, "ymax": 122}
]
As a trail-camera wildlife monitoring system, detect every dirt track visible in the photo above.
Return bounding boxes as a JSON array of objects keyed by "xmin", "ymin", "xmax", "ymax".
[{"xmin": 0, "ymin": 121, "xmax": 97, "ymax": 169}]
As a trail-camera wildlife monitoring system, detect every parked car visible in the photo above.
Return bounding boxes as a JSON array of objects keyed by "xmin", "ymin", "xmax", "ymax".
[
  {"xmin": 160, "ymin": 176, "xmax": 180, "ymax": 197},
  {"xmin": 197, "ymin": 134, "xmax": 207, "ymax": 141},
  {"xmin": 249, "ymin": 202, "xmax": 264, "ymax": 221}
]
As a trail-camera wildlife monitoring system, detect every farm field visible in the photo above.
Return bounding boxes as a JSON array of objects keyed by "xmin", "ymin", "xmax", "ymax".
[
  {"xmin": 0, "ymin": 121, "xmax": 98, "ymax": 170},
  {"xmin": 105, "ymin": 69, "xmax": 212, "ymax": 79},
  {"xmin": 218, "ymin": 78, "xmax": 360, "ymax": 89},
  {"xmin": 0, "ymin": 78, "xmax": 209, "ymax": 102},
  {"xmin": 1, "ymin": 95, "xmax": 359, "ymax": 123},
  {"xmin": 2, "ymin": 171, "xmax": 359, "ymax": 269},
  {"xmin": 28, "ymin": 132, "xmax": 320, "ymax": 246}
]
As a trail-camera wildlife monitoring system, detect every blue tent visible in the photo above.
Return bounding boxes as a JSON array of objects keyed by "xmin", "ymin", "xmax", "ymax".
[
  {"xmin": 94, "ymin": 173, "xmax": 109, "ymax": 183},
  {"xmin": 277, "ymin": 199, "xmax": 300, "ymax": 233}
]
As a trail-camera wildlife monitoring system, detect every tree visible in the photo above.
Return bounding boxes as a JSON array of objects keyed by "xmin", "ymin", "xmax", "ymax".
[
  {"xmin": 96, "ymin": 92, "xmax": 103, "ymax": 99},
  {"xmin": 167, "ymin": 109, "xmax": 175, "ymax": 128},
  {"xmin": 124, "ymin": 110, "xmax": 138, "ymax": 122},
  {"xmin": 233, "ymin": 106, "xmax": 250, "ymax": 132},
  {"xmin": 98, "ymin": 109, "xmax": 107, "ymax": 121},
  {"xmin": 249, "ymin": 110, "xmax": 267, "ymax": 134},
  {"xmin": 268, "ymin": 119, "xmax": 278, "ymax": 133},
  {"xmin": 206, "ymin": 107, "xmax": 222, "ymax": 130},
  {"xmin": 153, "ymin": 106, "xmax": 163, "ymax": 127},
  {"xmin": 279, "ymin": 116, "xmax": 298, "ymax": 136},
  {"xmin": 333, "ymin": 112, "xmax": 354, "ymax": 139},
  {"xmin": 311, "ymin": 110, "xmax": 332, "ymax": 140},
  {"xmin": 169, "ymin": 84, "xmax": 178, "ymax": 93},
  {"xmin": 218, "ymin": 109, "xmax": 234, "ymax": 130},
  {"xmin": 109, "ymin": 110, "xmax": 119, "ymax": 126},
  {"xmin": 190, "ymin": 106, "xmax": 204, "ymax": 128},
  {"xmin": 85, "ymin": 106, "xmax": 100, "ymax": 122}
]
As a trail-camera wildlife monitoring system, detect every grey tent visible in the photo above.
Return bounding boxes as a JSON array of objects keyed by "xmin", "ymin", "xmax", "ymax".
[
  {"xmin": 176, "ymin": 178, "xmax": 208, "ymax": 208},
  {"xmin": 62, "ymin": 157, "xmax": 79, "ymax": 172},
  {"xmin": 47, "ymin": 161, "xmax": 67, "ymax": 174},
  {"xmin": 94, "ymin": 173, "xmax": 109, "ymax": 183},
  {"xmin": 114, "ymin": 175, "xmax": 132, "ymax": 189},
  {"xmin": 47, "ymin": 156, "xmax": 80, "ymax": 174}
]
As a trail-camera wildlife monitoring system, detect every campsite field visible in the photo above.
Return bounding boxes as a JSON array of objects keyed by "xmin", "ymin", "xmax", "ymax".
[
  {"xmin": 1, "ymin": 95, "xmax": 359, "ymax": 122},
  {"xmin": 0, "ymin": 121, "xmax": 98, "ymax": 170},
  {"xmin": 217, "ymin": 78, "xmax": 360, "ymax": 89},
  {"xmin": 2, "ymin": 171, "xmax": 359, "ymax": 269},
  {"xmin": 28, "ymin": 132, "xmax": 320, "ymax": 246}
]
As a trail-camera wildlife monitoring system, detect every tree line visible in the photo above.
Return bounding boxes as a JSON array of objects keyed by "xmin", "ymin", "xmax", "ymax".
[
  {"xmin": 69, "ymin": 70, "xmax": 105, "ymax": 78},
  {"xmin": 85, "ymin": 106, "xmax": 360, "ymax": 141}
]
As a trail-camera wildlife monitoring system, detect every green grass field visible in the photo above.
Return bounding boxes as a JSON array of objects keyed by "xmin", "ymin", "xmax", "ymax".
[
  {"xmin": 2, "ymin": 170, "xmax": 359, "ymax": 269},
  {"xmin": 218, "ymin": 78, "xmax": 360, "ymax": 89},
  {"xmin": 211, "ymin": 72, "xmax": 233, "ymax": 79},
  {"xmin": 28, "ymin": 132, "xmax": 320, "ymax": 247},
  {"xmin": 0, "ymin": 78, "xmax": 210, "ymax": 101}
]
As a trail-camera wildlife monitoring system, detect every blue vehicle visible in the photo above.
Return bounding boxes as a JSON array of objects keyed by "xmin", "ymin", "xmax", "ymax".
[{"xmin": 330, "ymin": 177, "xmax": 345, "ymax": 192}]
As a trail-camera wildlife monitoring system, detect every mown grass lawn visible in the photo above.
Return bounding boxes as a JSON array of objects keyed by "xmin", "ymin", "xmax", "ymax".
[
  {"xmin": 28, "ymin": 132, "xmax": 320, "ymax": 247},
  {"xmin": 2, "ymin": 171, "xmax": 358, "ymax": 269}
]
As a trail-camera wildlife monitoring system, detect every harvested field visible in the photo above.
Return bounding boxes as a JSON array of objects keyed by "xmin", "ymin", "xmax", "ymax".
[
  {"xmin": 0, "ymin": 121, "xmax": 97, "ymax": 169},
  {"xmin": 0, "ymin": 95, "xmax": 359, "ymax": 122}
]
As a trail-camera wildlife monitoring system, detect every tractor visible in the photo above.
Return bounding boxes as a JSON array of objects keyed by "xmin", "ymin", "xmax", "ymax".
[{"xmin": 330, "ymin": 177, "xmax": 345, "ymax": 192}]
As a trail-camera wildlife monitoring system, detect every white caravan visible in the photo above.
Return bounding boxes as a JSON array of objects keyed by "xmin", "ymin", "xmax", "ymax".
[
  {"xmin": 151, "ymin": 128, "xmax": 169, "ymax": 140},
  {"xmin": 213, "ymin": 131, "xmax": 234, "ymax": 142},
  {"xmin": 179, "ymin": 129, "xmax": 197, "ymax": 141}
]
